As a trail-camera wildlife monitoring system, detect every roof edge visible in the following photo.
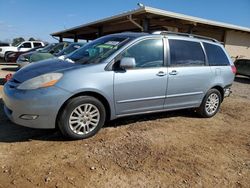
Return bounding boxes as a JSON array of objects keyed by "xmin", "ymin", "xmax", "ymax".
[
  {"xmin": 51, "ymin": 6, "xmax": 146, "ymax": 36},
  {"xmin": 51, "ymin": 5, "xmax": 250, "ymax": 36},
  {"xmin": 144, "ymin": 6, "xmax": 250, "ymax": 33}
]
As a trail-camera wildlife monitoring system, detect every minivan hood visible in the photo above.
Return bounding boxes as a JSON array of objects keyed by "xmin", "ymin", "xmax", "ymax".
[{"xmin": 13, "ymin": 58, "xmax": 81, "ymax": 83}]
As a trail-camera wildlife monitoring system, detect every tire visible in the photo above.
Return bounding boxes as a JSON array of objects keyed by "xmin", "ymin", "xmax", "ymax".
[
  {"xmin": 58, "ymin": 96, "xmax": 106, "ymax": 140},
  {"xmin": 197, "ymin": 89, "xmax": 222, "ymax": 118},
  {"xmin": 4, "ymin": 51, "xmax": 12, "ymax": 62}
]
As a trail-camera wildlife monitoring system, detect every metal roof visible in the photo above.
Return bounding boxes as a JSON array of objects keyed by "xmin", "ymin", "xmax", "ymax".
[
  {"xmin": 143, "ymin": 6, "xmax": 250, "ymax": 33},
  {"xmin": 51, "ymin": 6, "xmax": 250, "ymax": 38}
]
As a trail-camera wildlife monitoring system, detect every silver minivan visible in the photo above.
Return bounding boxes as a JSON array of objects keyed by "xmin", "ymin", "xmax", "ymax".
[{"xmin": 3, "ymin": 32, "xmax": 236, "ymax": 139}]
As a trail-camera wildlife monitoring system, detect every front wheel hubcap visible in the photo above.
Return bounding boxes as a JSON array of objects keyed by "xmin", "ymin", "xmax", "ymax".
[
  {"xmin": 205, "ymin": 93, "xmax": 219, "ymax": 115},
  {"xmin": 69, "ymin": 104, "xmax": 100, "ymax": 135}
]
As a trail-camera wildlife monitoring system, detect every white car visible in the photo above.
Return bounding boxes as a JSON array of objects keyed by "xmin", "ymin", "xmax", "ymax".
[{"xmin": 0, "ymin": 41, "xmax": 45, "ymax": 61}]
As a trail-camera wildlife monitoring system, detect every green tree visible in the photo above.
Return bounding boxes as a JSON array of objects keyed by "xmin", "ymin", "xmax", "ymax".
[
  {"xmin": 12, "ymin": 37, "xmax": 25, "ymax": 46},
  {"xmin": 28, "ymin": 37, "xmax": 36, "ymax": 41}
]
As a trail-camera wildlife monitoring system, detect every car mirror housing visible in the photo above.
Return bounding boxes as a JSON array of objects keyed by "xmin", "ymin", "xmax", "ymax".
[{"xmin": 120, "ymin": 57, "xmax": 136, "ymax": 69}]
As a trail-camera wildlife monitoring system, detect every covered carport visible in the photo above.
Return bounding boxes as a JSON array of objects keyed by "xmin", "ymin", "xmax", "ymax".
[{"xmin": 51, "ymin": 6, "xmax": 250, "ymax": 60}]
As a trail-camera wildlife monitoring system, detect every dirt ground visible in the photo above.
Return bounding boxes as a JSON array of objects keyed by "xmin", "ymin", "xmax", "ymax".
[{"xmin": 0, "ymin": 63, "xmax": 249, "ymax": 188}]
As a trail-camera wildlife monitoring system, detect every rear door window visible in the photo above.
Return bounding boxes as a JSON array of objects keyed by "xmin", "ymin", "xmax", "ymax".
[
  {"xmin": 33, "ymin": 42, "xmax": 42, "ymax": 47},
  {"xmin": 203, "ymin": 42, "xmax": 230, "ymax": 66},
  {"xmin": 20, "ymin": 42, "xmax": 32, "ymax": 48},
  {"xmin": 169, "ymin": 39, "xmax": 205, "ymax": 66}
]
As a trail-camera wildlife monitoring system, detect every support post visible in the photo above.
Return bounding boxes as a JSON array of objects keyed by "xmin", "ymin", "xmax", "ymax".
[
  {"xmin": 143, "ymin": 18, "xmax": 149, "ymax": 32},
  {"xmin": 74, "ymin": 34, "xmax": 78, "ymax": 42},
  {"xmin": 188, "ymin": 25, "xmax": 194, "ymax": 34},
  {"xmin": 59, "ymin": 35, "xmax": 63, "ymax": 42},
  {"xmin": 98, "ymin": 26, "xmax": 103, "ymax": 37}
]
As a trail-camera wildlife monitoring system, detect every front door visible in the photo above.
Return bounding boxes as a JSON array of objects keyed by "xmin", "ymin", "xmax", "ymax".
[{"xmin": 113, "ymin": 38, "xmax": 168, "ymax": 115}]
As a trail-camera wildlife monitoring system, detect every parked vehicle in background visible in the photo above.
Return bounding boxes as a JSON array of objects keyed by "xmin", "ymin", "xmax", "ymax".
[
  {"xmin": 17, "ymin": 42, "xmax": 81, "ymax": 68},
  {"xmin": 5, "ymin": 46, "xmax": 45, "ymax": 63},
  {"xmin": 54, "ymin": 42, "xmax": 85, "ymax": 57},
  {"xmin": 37, "ymin": 43, "xmax": 57, "ymax": 53},
  {"xmin": 3, "ymin": 32, "xmax": 235, "ymax": 140},
  {"xmin": 0, "ymin": 41, "xmax": 45, "ymax": 61},
  {"xmin": 234, "ymin": 59, "xmax": 250, "ymax": 78},
  {"xmin": 0, "ymin": 42, "xmax": 10, "ymax": 47}
]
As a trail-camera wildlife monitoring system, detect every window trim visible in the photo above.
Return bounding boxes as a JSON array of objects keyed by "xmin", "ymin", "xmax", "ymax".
[
  {"xmin": 110, "ymin": 37, "xmax": 166, "ymax": 70},
  {"xmin": 167, "ymin": 38, "xmax": 207, "ymax": 67}
]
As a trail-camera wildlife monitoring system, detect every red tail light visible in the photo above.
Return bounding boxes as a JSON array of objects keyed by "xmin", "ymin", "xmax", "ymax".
[
  {"xmin": 5, "ymin": 73, "xmax": 13, "ymax": 82},
  {"xmin": 231, "ymin": 65, "xmax": 237, "ymax": 74}
]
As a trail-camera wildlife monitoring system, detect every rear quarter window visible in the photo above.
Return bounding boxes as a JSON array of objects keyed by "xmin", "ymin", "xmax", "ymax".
[{"xmin": 203, "ymin": 42, "xmax": 230, "ymax": 66}]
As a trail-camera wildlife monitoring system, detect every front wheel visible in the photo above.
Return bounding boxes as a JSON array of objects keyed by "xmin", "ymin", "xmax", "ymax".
[
  {"xmin": 197, "ymin": 89, "xmax": 222, "ymax": 118},
  {"xmin": 4, "ymin": 51, "xmax": 13, "ymax": 62},
  {"xmin": 58, "ymin": 96, "xmax": 106, "ymax": 140}
]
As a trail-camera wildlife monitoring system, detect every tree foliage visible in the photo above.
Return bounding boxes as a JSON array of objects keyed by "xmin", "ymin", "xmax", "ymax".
[
  {"xmin": 12, "ymin": 37, "xmax": 25, "ymax": 46},
  {"xmin": 28, "ymin": 37, "xmax": 36, "ymax": 41}
]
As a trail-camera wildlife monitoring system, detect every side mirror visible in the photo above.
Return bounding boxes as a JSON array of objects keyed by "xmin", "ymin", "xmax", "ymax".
[{"xmin": 120, "ymin": 57, "xmax": 136, "ymax": 69}]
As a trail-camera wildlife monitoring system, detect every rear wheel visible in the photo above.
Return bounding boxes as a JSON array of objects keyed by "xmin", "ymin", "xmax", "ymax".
[
  {"xmin": 197, "ymin": 89, "xmax": 222, "ymax": 118},
  {"xmin": 58, "ymin": 96, "xmax": 106, "ymax": 140}
]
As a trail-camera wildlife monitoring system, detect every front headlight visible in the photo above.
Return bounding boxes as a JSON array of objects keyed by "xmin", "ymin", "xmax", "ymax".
[{"xmin": 17, "ymin": 73, "xmax": 63, "ymax": 90}]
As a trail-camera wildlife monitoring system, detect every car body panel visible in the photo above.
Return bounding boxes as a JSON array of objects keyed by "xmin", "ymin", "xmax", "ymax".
[
  {"xmin": 114, "ymin": 68, "xmax": 168, "ymax": 114},
  {"xmin": 165, "ymin": 66, "xmax": 213, "ymax": 109}
]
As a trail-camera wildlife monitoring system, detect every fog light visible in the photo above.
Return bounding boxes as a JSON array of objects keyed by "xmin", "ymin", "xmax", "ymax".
[{"xmin": 20, "ymin": 114, "xmax": 38, "ymax": 120}]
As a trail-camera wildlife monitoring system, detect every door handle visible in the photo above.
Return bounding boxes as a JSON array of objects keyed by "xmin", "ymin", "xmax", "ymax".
[
  {"xmin": 169, "ymin": 70, "xmax": 178, "ymax": 75},
  {"xmin": 156, "ymin": 71, "xmax": 167, "ymax": 77}
]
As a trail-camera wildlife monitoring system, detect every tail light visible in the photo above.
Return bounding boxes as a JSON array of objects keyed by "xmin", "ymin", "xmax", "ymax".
[
  {"xmin": 231, "ymin": 65, "xmax": 237, "ymax": 74},
  {"xmin": 4, "ymin": 74, "xmax": 13, "ymax": 82}
]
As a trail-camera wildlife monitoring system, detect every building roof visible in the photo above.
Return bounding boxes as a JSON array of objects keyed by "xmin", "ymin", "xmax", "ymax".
[{"xmin": 51, "ymin": 6, "xmax": 250, "ymax": 40}]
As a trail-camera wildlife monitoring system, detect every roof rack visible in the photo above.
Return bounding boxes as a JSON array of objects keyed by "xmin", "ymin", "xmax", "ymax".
[{"xmin": 151, "ymin": 31, "xmax": 219, "ymax": 43}]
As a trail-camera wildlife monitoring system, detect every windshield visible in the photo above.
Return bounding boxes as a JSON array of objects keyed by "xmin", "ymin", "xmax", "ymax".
[
  {"xmin": 66, "ymin": 36, "xmax": 130, "ymax": 64},
  {"xmin": 13, "ymin": 42, "xmax": 22, "ymax": 47},
  {"xmin": 57, "ymin": 43, "xmax": 84, "ymax": 56},
  {"xmin": 39, "ymin": 43, "xmax": 56, "ymax": 52}
]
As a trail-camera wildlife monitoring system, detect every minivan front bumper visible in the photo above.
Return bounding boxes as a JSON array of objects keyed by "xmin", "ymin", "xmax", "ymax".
[{"xmin": 2, "ymin": 83, "xmax": 71, "ymax": 129}]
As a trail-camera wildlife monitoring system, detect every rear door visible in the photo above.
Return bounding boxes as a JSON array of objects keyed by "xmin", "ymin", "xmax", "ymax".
[
  {"xmin": 113, "ymin": 37, "xmax": 168, "ymax": 115},
  {"xmin": 165, "ymin": 39, "xmax": 213, "ymax": 109}
]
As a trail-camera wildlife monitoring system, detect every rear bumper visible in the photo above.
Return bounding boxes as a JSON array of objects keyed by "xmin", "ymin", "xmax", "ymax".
[{"xmin": 2, "ymin": 84, "xmax": 71, "ymax": 129}]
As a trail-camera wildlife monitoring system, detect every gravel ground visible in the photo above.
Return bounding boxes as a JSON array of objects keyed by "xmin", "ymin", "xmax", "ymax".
[{"xmin": 0, "ymin": 63, "xmax": 249, "ymax": 188}]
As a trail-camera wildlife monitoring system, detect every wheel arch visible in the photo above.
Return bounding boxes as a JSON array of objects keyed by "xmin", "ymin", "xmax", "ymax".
[
  {"xmin": 56, "ymin": 91, "xmax": 112, "ymax": 129},
  {"xmin": 210, "ymin": 85, "xmax": 224, "ymax": 102}
]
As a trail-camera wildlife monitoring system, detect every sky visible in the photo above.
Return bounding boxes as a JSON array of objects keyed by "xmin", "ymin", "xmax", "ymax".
[{"xmin": 0, "ymin": 0, "xmax": 250, "ymax": 42}]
